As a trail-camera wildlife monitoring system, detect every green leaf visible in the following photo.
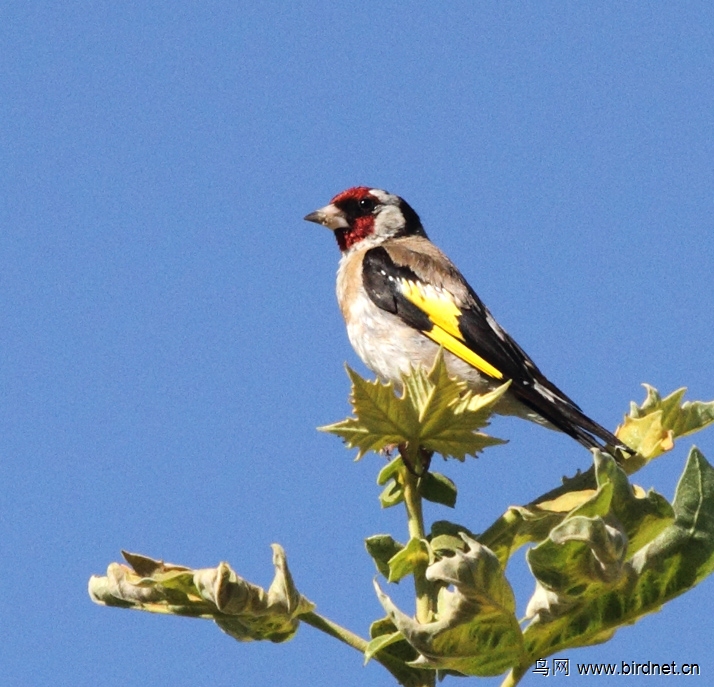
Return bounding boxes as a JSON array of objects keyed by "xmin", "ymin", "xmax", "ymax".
[
  {"xmin": 430, "ymin": 519, "xmax": 477, "ymax": 540},
  {"xmin": 375, "ymin": 534, "xmax": 525, "ymax": 676},
  {"xmin": 478, "ymin": 484, "xmax": 603, "ymax": 568},
  {"xmin": 376, "ymin": 455, "xmax": 402, "ymax": 485},
  {"xmin": 527, "ymin": 516, "xmax": 628, "ymax": 607},
  {"xmin": 364, "ymin": 630, "xmax": 406, "ymax": 664},
  {"xmin": 429, "ymin": 520, "xmax": 477, "ymax": 558},
  {"xmin": 369, "ymin": 615, "xmax": 399, "ymax": 638},
  {"xmin": 379, "ymin": 479, "xmax": 405, "ymax": 508},
  {"xmin": 419, "ymin": 472, "xmax": 457, "ymax": 508},
  {"xmin": 376, "ymin": 458, "xmax": 407, "ymax": 508},
  {"xmin": 387, "ymin": 537, "xmax": 430, "ymax": 582},
  {"xmin": 88, "ymin": 545, "xmax": 315, "ymax": 643},
  {"xmin": 365, "ymin": 535, "xmax": 404, "ymax": 579},
  {"xmin": 593, "ymin": 450, "xmax": 674, "ymax": 556},
  {"xmin": 318, "ymin": 368, "xmax": 416, "ymax": 459},
  {"xmin": 366, "ymin": 618, "xmax": 420, "ymax": 667},
  {"xmin": 477, "ymin": 445, "xmax": 675, "ymax": 568},
  {"xmin": 630, "ymin": 446, "xmax": 714, "ymax": 586},
  {"xmin": 319, "ymin": 351, "xmax": 506, "ymax": 461},
  {"xmin": 521, "ymin": 448, "xmax": 714, "ymax": 664}
]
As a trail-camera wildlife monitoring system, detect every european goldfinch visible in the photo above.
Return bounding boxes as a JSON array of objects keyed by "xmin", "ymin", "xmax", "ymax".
[{"xmin": 305, "ymin": 186, "xmax": 628, "ymax": 452}]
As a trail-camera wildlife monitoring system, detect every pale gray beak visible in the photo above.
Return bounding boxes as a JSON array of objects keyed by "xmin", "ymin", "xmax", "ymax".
[{"xmin": 303, "ymin": 203, "xmax": 349, "ymax": 230}]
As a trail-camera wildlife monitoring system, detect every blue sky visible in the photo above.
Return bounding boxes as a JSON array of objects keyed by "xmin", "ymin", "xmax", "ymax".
[{"xmin": 2, "ymin": 3, "xmax": 713, "ymax": 686}]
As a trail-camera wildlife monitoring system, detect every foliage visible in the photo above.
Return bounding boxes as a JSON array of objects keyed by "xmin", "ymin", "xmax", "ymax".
[
  {"xmin": 320, "ymin": 350, "xmax": 508, "ymax": 465},
  {"xmin": 89, "ymin": 545, "xmax": 314, "ymax": 643},
  {"xmin": 90, "ymin": 357, "xmax": 714, "ymax": 687}
]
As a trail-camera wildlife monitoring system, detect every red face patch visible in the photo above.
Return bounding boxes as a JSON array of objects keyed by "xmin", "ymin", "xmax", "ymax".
[{"xmin": 330, "ymin": 187, "xmax": 379, "ymax": 251}]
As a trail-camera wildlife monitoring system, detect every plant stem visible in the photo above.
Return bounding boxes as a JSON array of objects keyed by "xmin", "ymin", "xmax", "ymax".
[
  {"xmin": 301, "ymin": 611, "xmax": 430, "ymax": 687},
  {"xmin": 400, "ymin": 466, "xmax": 436, "ymax": 625},
  {"xmin": 500, "ymin": 663, "xmax": 528, "ymax": 687},
  {"xmin": 301, "ymin": 610, "xmax": 369, "ymax": 653},
  {"xmin": 398, "ymin": 463, "xmax": 437, "ymax": 687}
]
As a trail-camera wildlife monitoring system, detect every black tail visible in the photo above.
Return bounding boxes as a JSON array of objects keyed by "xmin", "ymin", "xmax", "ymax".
[{"xmin": 514, "ymin": 380, "xmax": 633, "ymax": 454}]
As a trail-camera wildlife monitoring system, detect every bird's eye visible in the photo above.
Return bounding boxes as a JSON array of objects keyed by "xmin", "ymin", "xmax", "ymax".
[{"xmin": 358, "ymin": 197, "xmax": 375, "ymax": 213}]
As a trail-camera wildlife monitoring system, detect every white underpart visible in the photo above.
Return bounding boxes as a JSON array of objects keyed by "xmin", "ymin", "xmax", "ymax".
[
  {"xmin": 336, "ymin": 252, "xmax": 558, "ymax": 426},
  {"xmin": 338, "ymin": 254, "xmax": 492, "ymax": 395}
]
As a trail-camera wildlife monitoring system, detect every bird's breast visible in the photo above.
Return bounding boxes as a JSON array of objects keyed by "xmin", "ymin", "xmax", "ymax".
[{"xmin": 335, "ymin": 250, "xmax": 494, "ymax": 392}]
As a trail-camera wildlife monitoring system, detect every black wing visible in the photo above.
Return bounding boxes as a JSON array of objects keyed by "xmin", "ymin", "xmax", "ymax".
[{"xmin": 362, "ymin": 245, "xmax": 628, "ymax": 451}]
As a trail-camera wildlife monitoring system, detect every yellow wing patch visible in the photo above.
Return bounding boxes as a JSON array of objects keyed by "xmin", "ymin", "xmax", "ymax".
[
  {"xmin": 399, "ymin": 280, "xmax": 504, "ymax": 380},
  {"xmin": 399, "ymin": 279, "xmax": 463, "ymax": 338}
]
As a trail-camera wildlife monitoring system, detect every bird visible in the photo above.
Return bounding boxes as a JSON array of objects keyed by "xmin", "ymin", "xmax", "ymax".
[{"xmin": 304, "ymin": 186, "xmax": 629, "ymax": 453}]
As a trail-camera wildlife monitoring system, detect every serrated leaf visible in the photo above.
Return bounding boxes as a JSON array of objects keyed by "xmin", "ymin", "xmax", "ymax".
[
  {"xmin": 375, "ymin": 534, "xmax": 524, "ymax": 676},
  {"xmin": 388, "ymin": 537, "xmax": 430, "ymax": 582},
  {"xmin": 616, "ymin": 412, "xmax": 673, "ymax": 466},
  {"xmin": 617, "ymin": 386, "xmax": 714, "ymax": 470},
  {"xmin": 419, "ymin": 471, "xmax": 457, "ymax": 508},
  {"xmin": 89, "ymin": 545, "xmax": 314, "ymax": 643},
  {"xmin": 318, "ymin": 368, "xmax": 416, "ymax": 459},
  {"xmin": 403, "ymin": 353, "xmax": 461, "ymax": 424},
  {"xmin": 451, "ymin": 381, "xmax": 512, "ymax": 420},
  {"xmin": 427, "ymin": 431, "xmax": 507, "ymax": 462},
  {"xmin": 346, "ymin": 366, "xmax": 417, "ymax": 435},
  {"xmin": 320, "ymin": 352, "xmax": 505, "ymax": 461}
]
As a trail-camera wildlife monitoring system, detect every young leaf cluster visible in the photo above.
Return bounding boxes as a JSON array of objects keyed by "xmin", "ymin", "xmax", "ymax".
[
  {"xmin": 353, "ymin": 376, "xmax": 714, "ymax": 685},
  {"xmin": 89, "ymin": 546, "xmax": 314, "ymax": 643},
  {"xmin": 89, "ymin": 366, "xmax": 714, "ymax": 687}
]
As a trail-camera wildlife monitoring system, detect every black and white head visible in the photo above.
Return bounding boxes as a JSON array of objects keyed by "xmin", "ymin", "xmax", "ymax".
[{"xmin": 304, "ymin": 187, "xmax": 427, "ymax": 252}]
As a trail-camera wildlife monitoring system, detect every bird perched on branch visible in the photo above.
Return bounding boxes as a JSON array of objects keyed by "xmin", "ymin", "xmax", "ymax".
[{"xmin": 305, "ymin": 186, "xmax": 629, "ymax": 453}]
